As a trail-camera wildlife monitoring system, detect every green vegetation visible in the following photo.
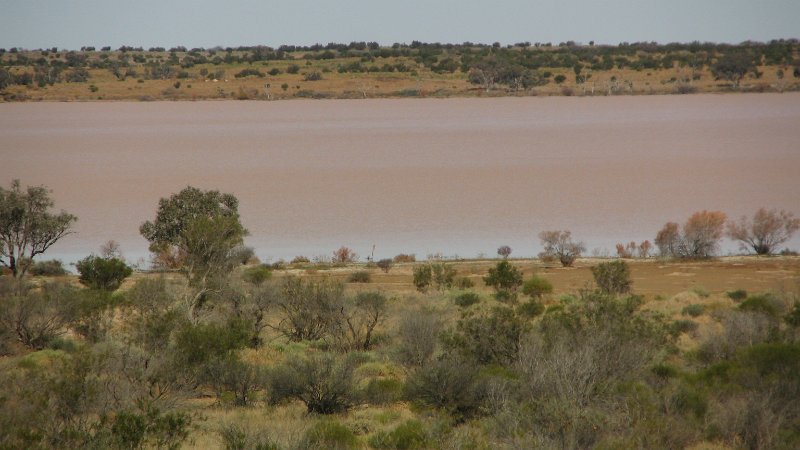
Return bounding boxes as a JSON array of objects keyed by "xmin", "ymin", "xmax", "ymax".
[{"xmin": 2, "ymin": 40, "xmax": 798, "ymax": 102}]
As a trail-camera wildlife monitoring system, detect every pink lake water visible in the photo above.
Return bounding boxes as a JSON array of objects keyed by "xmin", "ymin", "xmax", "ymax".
[{"xmin": 2, "ymin": 94, "xmax": 799, "ymax": 266}]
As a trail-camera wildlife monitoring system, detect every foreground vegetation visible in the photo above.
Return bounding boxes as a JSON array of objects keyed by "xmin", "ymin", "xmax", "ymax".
[
  {"xmin": 1, "ymin": 39, "xmax": 799, "ymax": 101},
  {"xmin": 2, "ymin": 181, "xmax": 800, "ymax": 449}
]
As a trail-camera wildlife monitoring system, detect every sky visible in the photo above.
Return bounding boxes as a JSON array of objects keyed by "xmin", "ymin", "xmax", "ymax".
[{"xmin": 1, "ymin": 0, "xmax": 798, "ymax": 50}]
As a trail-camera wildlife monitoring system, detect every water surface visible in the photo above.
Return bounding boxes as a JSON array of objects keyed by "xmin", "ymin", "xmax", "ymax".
[{"xmin": 2, "ymin": 94, "xmax": 799, "ymax": 265}]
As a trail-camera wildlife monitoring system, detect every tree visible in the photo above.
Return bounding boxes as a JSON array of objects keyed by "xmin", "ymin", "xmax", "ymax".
[
  {"xmin": 332, "ymin": 246, "xmax": 357, "ymax": 264},
  {"xmin": 727, "ymin": 208, "xmax": 800, "ymax": 255},
  {"xmin": 711, "ymin": 52, "xmax": 757, "ymax": 88},
  {"xmin": 655, "ymin": 222, "xmax": 681, "ymax": 257},
  {"xmin": 139, "ymin": 185, "xmax": 241, "ymax": 267},
  {"xmin": 75, "ymin": 255, "xmax": 133, "ymax": 291},
  {"xmin": 656, "ymin": 211, "xmax": 727, "ymax": 258},
  {"xmin": 140, "ymin": 187, "xmax": 247, "ymax": 321},
  {"xmin": 497, "ymin": 245, "xmax": 512, "ymax": 259},
  {"xmin": 0, "ymin": 180, "xmax": 77, "ymax": 278},
  {"xmin": 682, "ymin": 210, "xmax": 727, "ymax": 257},
  {"xmin": 538, "ymin": 230, "xmax": 585, "ymax": 267},
  {"xmin": 483, "ymin": 260, "xmax": 523, "ymax": 301}
]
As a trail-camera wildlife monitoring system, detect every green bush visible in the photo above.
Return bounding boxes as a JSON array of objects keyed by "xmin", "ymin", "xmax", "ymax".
[
  {"xmin": 442, "ymin": 306, "xmax": 525, "ymax": 366},
  {"xmin": 286, "ymin": 64, "xmax": 300, "ymax": 74},
  {"xmin": 521, "ymin": 275, "xmax": 553, "ymax": 299},
  {"xmin": 670, "ymin": 319, "xmax": 699, "ymax": 335},
  {"xmin": 681, "ymin": 303, "xmax": 705, "ymax": 317},
  {"xmin": 591, "ymin": 260, "xmax": 631, "ymax": 295},
  {"xmin": 517, "ymin": 300, "xmax": 545, "ymax": 318},
  {"xmin": 75, "ymin": 255, "xmax": 133, "ymax": 291},
  {"xmin": 453, "ymin": 292, "xmax": 480, "ymax": 308},
  {"xmin": 404, "ymin": 357, "xmax": 485, "ymax": 419},
  {"xmin": 302, "ymin": 420, "xmax": 359, "ymax": 450},
  {"xmin": 431, "ymin": 262, "xmax": 456, "ymax": 290},
  {"xmin": 364, "ymin": 378, "xmax": 404, "ymax": 405},
  {"xmin": 726, "ymin": 289, "xmax": 748, "ymax": 301},
  {"xmin": 412, "ymin": 265, "xmax": 432, "ymax": 292},
  {"xmin": 739, "ymin": 293, "xmax": 784, "ymax": 317},
  {"xmin": 268, "ymin": 352, "xmax": 357, "ymax": 414},
  {"xmin": 483, "ymin": 260, "xmax": 523, "ymax": 300},
  {"xmin": 368, "ymin": 420, "xmax": 428, "ymax": 449},
  {"xmin": 242, "ymin": 265, "xmax": 271, "ymax": 285},
  {"xmin": 28, "ymin": 259, "xmax": 68, "ymax": 276},
  {"xmin": 348, "ymin": 271, "xmax": 371, "ymax": 283}
]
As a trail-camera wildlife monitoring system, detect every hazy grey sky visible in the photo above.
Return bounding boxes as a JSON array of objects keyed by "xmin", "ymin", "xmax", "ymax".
[{"xmin": 1, "ymin": 0, "xmax": 798, "ymax": 50}]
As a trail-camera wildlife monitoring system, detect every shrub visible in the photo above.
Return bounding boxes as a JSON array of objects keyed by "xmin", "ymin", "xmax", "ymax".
[
  {"xmin": 0, "ymin": 281, "xmax": 80, "ymax": 349},
  {"xmin": 286, "ymin": 64, "xmax": 300, "ymax": 74},
  {"xmin": 348, "ymin": 271, "xmax": 371, "ymax": 283},
  {"xmin": 404, "ymin": 357, "xmax": 486, "ymax": 419},
  {"xmin": 28, "ymin": 259, "xmax": 68, "ymax": 276},
  {"xmin": 454, "ymin": 292, "xmax": 481, "ymax": 308},
  {"xmin": 681, "ymin": 304, "xmax": 705, "ymax": 317},
  {"xmin": 242, "ymin": 265, "xmax": 271, "ymax": 286},
  {"xmin": 739, "ymin": 293, "xmax": 784, "ymax": 317},
  {"xmin": 431, "ymin": 262, "xmax": 456, "ymax": 291},
  {"xmin": 268, "ymin": 353, "xmax": 357, "ymax": 414},
  {"xmin": 376, "ymin": 258, "xmax": 393, "ymax": 273},
  {"xmin": 272, "ymin": 277, "xmax": 345, "ymax": 341},
  {"xmin": 304, "ymin": 71, "xmax": 323, "ymax": 81},
  {"xmin": 591, "ymin": 260, "xmax": 632, "ymax": 295},
  {"xmin": 395, "ymin": 310, "xmax": 440, "ymax": 367},
  {"xmin": 393, "ymin": 253, "xmax": 416, "ymax": 263},
  {"xmin": 76, "ymin": 255, "xmax": 133, "ymax": 291},
  {"xmin": 497, "ymin": 245, "xmax": 512, "ymax": 258},
  {"xmin": 412, "ymin": 265, "xmax": 432, "ymax": 292},
  {"xmin": 442, "ymin": 306, "xmax": 525, "ymax": 366},
  {"xmin": 364, "ymin": 378, "xmax": 404, "ymax": 405},
  {"xmin": 521, "ymin": 275, "xmax": 553, "ymax": 299},
  {"xmin": 670, "ymin": 319, "xmax": 699, "ymax": 335},
  {"xmin": 691, "ymin": 286, "xmax": 710, "ymax": 298},
  {"xmin": 291, "ymin": 255, "xmax": 311, "ymax": 264},
  {"xmin": 727, "ymin": 289, "xmax": 748, "ymax": 301},
  {"xmin": 368, "ymin": 420, "xmax": 428, "ymax": 449},
  {"xmin": 234, "ymin": 68, "xmax": 265, "ymax": 78},
  {"xmin": 538, "ymin": 230, "xmax": 585, "ymax": 267},
  {"xmin": 483, "ymin": 260, "xmax": 523, "ymax": 300},
  {"xmin": 455, "ymin": 277, "xmax": 474, "ymax": 289},
  {"xmin": 517, "ymin": 300, "xmax": 545, "ymax": 318},
  {"xmin": 302, "ymin": 420, "xmax": 358, "ymax": 450}
]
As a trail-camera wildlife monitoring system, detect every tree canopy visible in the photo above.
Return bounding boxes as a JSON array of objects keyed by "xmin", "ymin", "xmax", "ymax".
[{"xmin": 0, "ymin": 180, "xmax": 77, "ymax": 278}]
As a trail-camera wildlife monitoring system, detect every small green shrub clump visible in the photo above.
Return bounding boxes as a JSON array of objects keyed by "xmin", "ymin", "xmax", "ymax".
[
  {"xmin": 591, "ymin": 260, "xmax": 632, "ymax": 295},
  {"xmin": 453, "ymin": 292, "xmax": 480, "ymax": 308},
  {"xmin": 691, "ymin": 286, "xmax": 710, "ymax": 298},
  {"xmin": 364, "ymin": 378, "xmax": 404, "ymax": 405},
  {"xmin": 368, "ymin": 420, "xmax": 428, "ymax": 449},
  {"xmin": 348, "ymin": 271, "xmax": 371, "ymax": 283},
  {"xmin": 726, "ymin": 289, "xmax": 748, "ymax": 301},
  {"xmin": 517, "ymin": 300, "xmax": 545, "ymax": 318},
  {"xmin": 412, "ymin": 265, "xmax": 432, "ymax": 292},
  {"xmin": 242, "ymin": 265, "xmax": 271, "ymax": 286},
  {"xmin": 670, "ymin": 319, "xmax": 699, "ymax": 335},
  {"xmin": 681, "ymin": 304, "xmax": 705, "ymax": 317},
  {"xmin": 28, "ymin": 259, "xmax": 68, "ymax": 276},
  {"xmin": 739, "ymin": 293, "xmax": 784, "ymax": 317},
  {"xmin": 522, "ymin": 274, "xmax": 553, "ymax": 299},
  {"xmin": 483, "ymin": 260, "xmax": 523, "ymax": 301},
  {"xmin": 302, "ymin": 420, "xmax": 359, "ymax": 450},
  {"xmin": 75, "ymin": 255, "xmax": 133, "ymax": 291}
]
